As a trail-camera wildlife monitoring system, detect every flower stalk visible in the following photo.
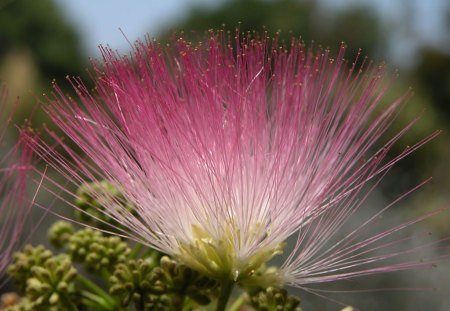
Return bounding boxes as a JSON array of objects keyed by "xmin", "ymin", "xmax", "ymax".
[
  {"xmin": 77, "ymin": 275, "xmax": 117, "ymax": 310},
  {"xmin": 216, "ymin": 279, "xmax": 234, "ymax": 311}
]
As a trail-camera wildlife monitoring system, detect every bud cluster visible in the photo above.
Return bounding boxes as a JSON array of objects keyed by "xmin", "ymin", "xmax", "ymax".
[
  {"xmin": 26, "ymin": 255, "xmax": 78, "ymax": 310},
  {"xmin": 75, "ymin": 180, "xmax": 132, "ymax": 232},
  {"xmin": 7, "ymin": 245, "xmax": 53, "ymax": 291},
  {"xmin": 7, "ymin": 247, "xmax": 79, "ymax": 311},
  {"xmin": 4, "ymin": 181, "xmax": 303, "ymax": 311},
  {"xmin": 48, "ymin": 221, "xmax": 75, "ymax": 248},
  {"xmin": 249, "ymin": 287, "xmax": 302, "ymax": 311},
  {"xmin": 85, "ymin": 235, "xmax": 131, "ymax": 272},
  {"xmin": 110, "ymin": 256, "xmax": 219, "ymax": 310}
]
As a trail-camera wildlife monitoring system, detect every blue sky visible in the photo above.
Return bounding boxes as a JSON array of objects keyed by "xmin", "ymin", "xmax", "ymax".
[
  {"xmin": 54, "ymin": 0, "xmax": 224, "ymax": 55},
  {"xmin": 54, "ymin": 0, "xmax": 449, "ymax": 66}
]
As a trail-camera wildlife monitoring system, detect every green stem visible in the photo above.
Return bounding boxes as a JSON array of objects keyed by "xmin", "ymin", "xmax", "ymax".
[
  {"xmin": 228, "ymin": 293, "xmax": 248, "ymax": 311},
  {"xmin": 181, "ymin": 298, "xmax": 193, "ymax": 311},
  {"xmin": 81, "ymin": 291, "xmax": 116, "ymax": 311},
  {"xmin": 60, "ymin": 293, "xmax": 79, "ymax": 311},
  {"xmin": 77, "ymin": 275, "xmax": 116, "ymax": 309},
  {"xmin": 136, "ymin": 290, "xmax": 145, "ymax": 311},
  {"xmin": 101, "ymin": 269, "xmax": 111, "ymax": 286},
  {"xmin": 216, "ymin": 280, "xmax": 234, "ymax": 311}
]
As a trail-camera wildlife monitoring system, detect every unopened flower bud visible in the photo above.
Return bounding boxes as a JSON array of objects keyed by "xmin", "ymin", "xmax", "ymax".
[
  {"xmin": 25, "ymin": 255, "xmax": 78, "ymax": 310},
  {"xmin": 85, "ymin": 235, "xmax": 131, "ymax": 272},
  {"xmin": 7, "ymin": 245, "xmax": 53, "ymax": 291},
  {"xmin": 150, "ymin": 256, "xmax": 218, "ymax": 305},
  {"xmin": 48, "ymin": 221, "xmax": 75, "ymax": 248},
  {"xmin": 67, "ymin": 228, "xmax": 102, "ymax": 262},
  {"xmin": 250, "ymin": 287, "xmax": 301, "ymax": 311}
]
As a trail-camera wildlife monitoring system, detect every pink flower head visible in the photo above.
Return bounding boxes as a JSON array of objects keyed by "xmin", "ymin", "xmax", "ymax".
[
  {"xmin": 33, "ymin": 32, "xmax": 444, "ymax": 288},
  {"xmin": 0, "ymin": 86, "xmax": 35, "ymax": 280}
]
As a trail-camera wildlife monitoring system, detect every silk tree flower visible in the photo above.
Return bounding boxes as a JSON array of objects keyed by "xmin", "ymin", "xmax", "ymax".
[
  {"xmin": 31, "ymin": 32, "xmax": 444, "ymax": 293},
  {"xmin": 0, "ymin": 86, "xmax": 36, "ymax": 282}
]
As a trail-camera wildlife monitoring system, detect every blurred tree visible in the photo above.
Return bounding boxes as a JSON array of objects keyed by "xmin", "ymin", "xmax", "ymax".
[
  {"xmin": 321, "ymin": 6, "xmax": 385, "ymax": 58},
  {"xmin": 415, "ymin": 48, "xmax": 450, "ymax": 118},
  {"xmin": 0, "ymin": 0, "xmax": 89, "ymax": 136},
  {"xmin": 162, "ymin": 0, "xmax": 316, "ymax": 40},
  {"xmin": 0, "ymin": 0, "xmax": 86, "ymax": 85},
  {"xmin": 158, "ymin": 0, "xmax": 385, "ymax": 60}
]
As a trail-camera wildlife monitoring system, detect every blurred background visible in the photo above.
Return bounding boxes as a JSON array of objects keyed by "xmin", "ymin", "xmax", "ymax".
[{"xmin": 0, "ymin": 0, "xmax": 449, "ymax": 310}]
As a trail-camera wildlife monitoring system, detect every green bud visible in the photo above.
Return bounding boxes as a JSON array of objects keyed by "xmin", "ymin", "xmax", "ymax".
[
  {"xmin": 150, "ymin": 256, "xmax": 218, "ymax": 305},
  {"xmin": 25, "ymin": 255, "xmax": 79, "ymax": 310},
  {"xmin": 250, "ymin": 287, "xmax": 302, "ymax": 311},
  {"xmin": 48, "ymin": 221, "xmax": 75, "ymax": 248},
  {"xmin": 110, "ymin": 255, "xmax": 217, "ymax": 309},
  {"xmin": 110, "ymin": 258, "xmax": 161, "ymax": 308},
  {"xmin": 48, "ymin": 292, "xmax": 59, "ymax": 305},
  {"xmin": 85, "ymin": 235, "xmax": 131, "ymax": 272},
  {"xmin": 67, "ymin": 228, "xmax": 102, "ymax": 262},
  {"xmin": 75, "ymin": 180, "xmax": 134, "ymax": 232},
  {"xmin": 7, "ymin": 245, "xmax": 53, "ymax": 292}
]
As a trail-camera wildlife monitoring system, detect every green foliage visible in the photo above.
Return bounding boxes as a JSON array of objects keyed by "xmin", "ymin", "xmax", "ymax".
[
  {"xmin": 416, "ymin": 48, "xmax": 450, "ymax": 118},
  {"xmin": 161, "ymin": 0, "xmax": 315, "ymax": 41},
  {"xmin": 0, "ymin": 0, "xmax": 86, "ymax": 82},
  {"xmin": 0, "ymin": 0, "xmax": 89, "ymax": 141}
]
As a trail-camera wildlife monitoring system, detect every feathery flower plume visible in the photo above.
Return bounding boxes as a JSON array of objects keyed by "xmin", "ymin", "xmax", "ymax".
[
  {"xmin": 0, "ymin": 86, "xmax": 36, "ymax": 282},
  {"xmin": 31, "ymin": 31, "xmax": 445, "ymax": 293}
]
